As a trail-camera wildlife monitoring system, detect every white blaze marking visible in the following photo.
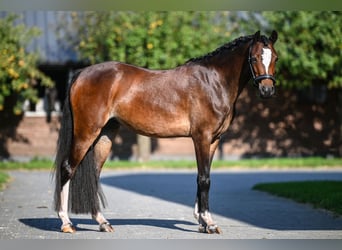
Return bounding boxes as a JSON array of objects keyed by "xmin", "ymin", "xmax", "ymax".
[{"xmin": 262, "ymin": 48, "xmax": 272, "ymax": 74}]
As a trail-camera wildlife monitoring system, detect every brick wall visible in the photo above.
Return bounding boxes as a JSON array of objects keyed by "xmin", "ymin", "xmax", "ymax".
[{"xmin": 7, "ymin": 113, "xmax": 60, "ymax": 159}]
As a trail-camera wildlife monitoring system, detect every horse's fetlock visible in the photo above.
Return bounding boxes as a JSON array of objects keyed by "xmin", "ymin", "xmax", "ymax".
[{"xmin": 199, "ymin": 210, "xmax": 215, "ymax": 226}]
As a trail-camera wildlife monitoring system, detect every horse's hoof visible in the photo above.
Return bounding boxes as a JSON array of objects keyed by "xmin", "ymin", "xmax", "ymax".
[
  {"xmin": 61, "ymin": 223, "xmax": 76, "ymax": 233},
  {"xmin": 207, "ymin": 225, "xmax": 222, "ymax": 234},
  {"xmin": 198, "ymin": 224, "xmax": 206, "ymax": 233},
  {"xmin": 99, "ymin": 222, "xmax": 114, "ymax": 232},
  {"xmin": 198, "ymin": 224, "xmax": 221, "ymax": 234}
]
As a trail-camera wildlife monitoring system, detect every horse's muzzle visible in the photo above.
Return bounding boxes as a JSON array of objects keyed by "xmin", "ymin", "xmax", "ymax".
[{"xmin": 259, "ymin": 85, "xmax": 275, "ymax": 98}]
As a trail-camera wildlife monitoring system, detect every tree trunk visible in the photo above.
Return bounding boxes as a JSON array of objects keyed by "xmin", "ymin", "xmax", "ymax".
[
  {"xmin": 137, "ymin": 134, "xmax": 151, "ymax": 162},
  {"xmin": 0, "ymin": 94, "xmax": 24, "ymax": 159}
]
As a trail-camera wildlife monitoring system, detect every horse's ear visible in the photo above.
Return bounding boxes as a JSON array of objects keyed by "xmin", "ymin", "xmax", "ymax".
[
  {"xmin": 253, "ymin": 30, "xmax": 261, "ymax": 42},
  {"xmin": 269, "ymin": 30, "xmax": 278, "ymax": 44}
]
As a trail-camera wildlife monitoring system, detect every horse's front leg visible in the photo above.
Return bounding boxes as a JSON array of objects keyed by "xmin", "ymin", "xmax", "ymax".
[{"xmin": 193, "ymin": 137, "xmax": 221, "ymax": 234}]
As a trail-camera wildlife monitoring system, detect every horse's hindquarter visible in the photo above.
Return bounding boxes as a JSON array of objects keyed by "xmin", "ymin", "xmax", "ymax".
[
  {"xmin": 70, "ymin": 63, "xmax": 120, "ymax": 137},
  {"xmin": 111, "ymin": 65, "xmax": 193, "ymax": 137}
]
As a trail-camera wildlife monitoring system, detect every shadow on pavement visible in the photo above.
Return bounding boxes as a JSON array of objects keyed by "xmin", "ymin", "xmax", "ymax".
[
  {"xmin": 100, "ymin": 171, "xmax": 342, "ymax": 231},
  {"xmin": 19, "ymin": 218, "xmax": 196, "ymax": 233}
]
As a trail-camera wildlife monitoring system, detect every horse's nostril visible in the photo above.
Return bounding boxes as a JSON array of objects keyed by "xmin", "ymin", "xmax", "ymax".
[{"xmin": 261, "ymin": 85, "xmax": 269, "ymax": 93}]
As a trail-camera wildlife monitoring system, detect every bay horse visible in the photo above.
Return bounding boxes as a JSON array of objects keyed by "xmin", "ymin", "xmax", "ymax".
[{"xmin": 54, "ymin": 30, "xmax": 278, "ymax": 234}]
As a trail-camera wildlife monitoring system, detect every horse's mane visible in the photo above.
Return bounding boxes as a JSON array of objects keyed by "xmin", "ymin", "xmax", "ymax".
[{"xmin": 185, "ymin": 34, "xmax": 256, "ymax": 65}]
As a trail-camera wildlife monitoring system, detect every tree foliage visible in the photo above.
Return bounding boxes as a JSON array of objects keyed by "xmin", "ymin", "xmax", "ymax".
[
  {"xmin": 0, "ymin": 14, "xmax": 52, "ymax": 115},
  {"xmin": 262, "ymin": 11, "xmax": 342, "ymax": 89},
  {"xmin": 59, "ymin": 11, "xmax": 342, "ymax": 90},
  {"xmin": 58, "ymin": 11, "xmax": 242, "ymax": 69}
]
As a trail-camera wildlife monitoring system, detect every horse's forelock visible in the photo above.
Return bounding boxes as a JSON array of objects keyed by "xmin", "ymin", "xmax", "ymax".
[{"xmin": 260, "ymin": 35, "xmax": 270, "ymax": 46}]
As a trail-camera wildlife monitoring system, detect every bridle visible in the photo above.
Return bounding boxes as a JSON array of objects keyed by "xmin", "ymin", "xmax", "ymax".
[{"xmin": 248, "ymin": 44, "xmax": 276, "ymax": 87}]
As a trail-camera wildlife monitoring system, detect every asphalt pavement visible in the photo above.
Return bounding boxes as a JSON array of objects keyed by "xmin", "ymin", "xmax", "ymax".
[{"xmin": 1, "ymin": 168, "xmax": 342, "ymax": 239}]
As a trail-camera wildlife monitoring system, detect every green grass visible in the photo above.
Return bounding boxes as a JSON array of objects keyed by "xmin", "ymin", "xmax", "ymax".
[
  {"xmin": 0, "ymin": 157, "xmax": 341, "ymax": 170},
  {"xmin": 0, "ymin": 158, "xmax": 54, "ymax": 170},
  {"xmin": 0, "ymin": 172, "xmax": 10, "ymax": 191},
  {"xmin": 213, "ymin": 157, "xmax": 342, "ymax": 169},
  {"xmin": 253, "ymin": 181, "xmax": 342, "ymax": 216}
]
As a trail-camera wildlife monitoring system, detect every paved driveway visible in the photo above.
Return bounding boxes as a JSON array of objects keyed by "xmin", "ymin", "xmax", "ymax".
[{"xmin": 1, "ymin": 169, "xmax": 342, "ymax": 239}]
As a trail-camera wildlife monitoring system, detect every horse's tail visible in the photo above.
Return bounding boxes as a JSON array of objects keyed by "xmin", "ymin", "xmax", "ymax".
[{"xmin": 54, "ymin": 70, "xmax": 106, "ymax": 214}]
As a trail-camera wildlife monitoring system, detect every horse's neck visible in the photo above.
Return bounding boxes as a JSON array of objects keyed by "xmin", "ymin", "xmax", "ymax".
[
  {"xmin": 235, "ymin": 46, "xmax": 252, "ymax": 98},
  {"xmin": 212, "ymin": 43, "xmax": 251, "ymax": 99}
]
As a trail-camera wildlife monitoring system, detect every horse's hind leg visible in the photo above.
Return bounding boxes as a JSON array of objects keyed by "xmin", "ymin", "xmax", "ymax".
[
  {"xmin": 91, "ymin": 118, "xmax": 120, "ymax": 232},
  {"xmin": 58, "ymin": 178, "xmax": 75, "ymax": 233},
  {"xmin": 58, "ymin": 134, "xmax": 101, "ymax": 233},
  {"xmin": 58, "ymin": 137, "xmax": 96, "ymax": 233}
]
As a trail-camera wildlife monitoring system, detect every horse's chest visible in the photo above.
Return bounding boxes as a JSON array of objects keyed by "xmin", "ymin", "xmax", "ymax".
[{"xmin": 216, "ymin": 111, "xmax": 234, "ymax": 137}]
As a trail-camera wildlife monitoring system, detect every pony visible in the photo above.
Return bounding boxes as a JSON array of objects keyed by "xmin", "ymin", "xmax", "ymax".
[{"xmin": 54, "ymin": 30, "xmax": 278, "ymax": 234}]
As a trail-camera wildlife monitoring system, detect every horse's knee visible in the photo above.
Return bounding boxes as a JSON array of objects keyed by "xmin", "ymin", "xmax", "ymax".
[{"xmin": 197, "ymin": 175, "xmax": 210, "ymax": 191}]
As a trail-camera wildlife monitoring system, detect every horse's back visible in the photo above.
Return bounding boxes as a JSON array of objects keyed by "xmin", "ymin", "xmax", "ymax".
[{"xmin": 111, "ymin": 64, "xmax": 193, "ymax": 137}]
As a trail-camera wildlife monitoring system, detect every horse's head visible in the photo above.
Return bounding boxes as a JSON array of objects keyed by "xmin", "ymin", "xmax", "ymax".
[{"xmin": 249, "ymin": 30, "xmax": 278, "ymax": 98}]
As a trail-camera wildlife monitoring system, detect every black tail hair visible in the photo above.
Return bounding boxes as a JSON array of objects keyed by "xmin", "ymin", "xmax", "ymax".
[
  {"xmin": 69, "ymin": 144, "xmax": 107, "ymax": 214},
  {"xmin": 54, "ymin": 70, "xmax": 106, "ymax": 214}
]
